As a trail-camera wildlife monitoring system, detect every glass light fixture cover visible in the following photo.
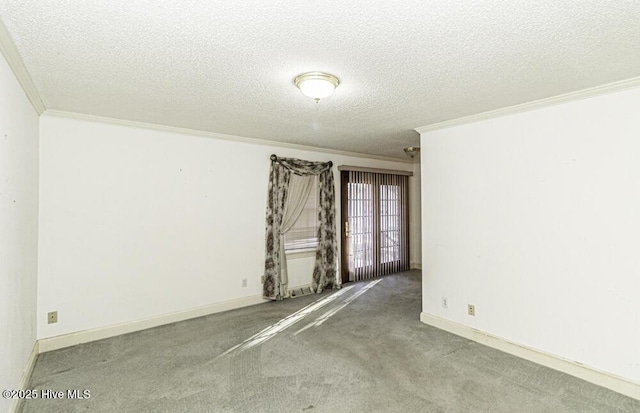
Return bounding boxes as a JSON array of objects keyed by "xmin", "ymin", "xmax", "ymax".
[
  {"xmin": 294, "ymin": 72, "xmax": 340, "ymax": 100},
  {"xmin": 404, "ymin": 147, "xmax": 420, "ymax": 158}
]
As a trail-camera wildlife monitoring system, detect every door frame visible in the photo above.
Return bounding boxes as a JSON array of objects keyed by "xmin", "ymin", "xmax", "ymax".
[
  {"xmin": 339, "ymin": 169, "xmax": 410, "ymax": 283},
  {"xmin": 340, "ymin": 171, "xmax": 350, "ymax": 284}
]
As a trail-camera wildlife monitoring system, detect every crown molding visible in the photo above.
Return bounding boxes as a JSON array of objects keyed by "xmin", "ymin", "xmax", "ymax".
[
  {"xmin": 43, "ymin": 110, "xmax": 413, "ymax": 163},
  {"xmin": 0, "ymin": 17, "xmax": 45, "ymax": 115},
  {"xmin": 415, "ymin": 76, "xmax": 640, "ymax": 134}
]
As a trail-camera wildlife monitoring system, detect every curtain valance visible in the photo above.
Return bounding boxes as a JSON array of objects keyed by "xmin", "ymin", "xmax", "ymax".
[{"xmin": 270, "ymin": 154, "xmax": 333, "ymax": 175}]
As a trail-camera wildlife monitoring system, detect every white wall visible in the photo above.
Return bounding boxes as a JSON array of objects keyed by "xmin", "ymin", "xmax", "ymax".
[
  {"xmin": 421, "ymin": 86, "xmax": 640, "ymax": 383},
  {"xmin": 410, "ymin": 161, "xmax": 422, "ymax": 269},
  {"xmin": 38, "ymin": 115, "xmax": 416, "ymax": 339},
  {"xmin": 0, "ymin": 54, "xmax": 39, "ymax": 411}
]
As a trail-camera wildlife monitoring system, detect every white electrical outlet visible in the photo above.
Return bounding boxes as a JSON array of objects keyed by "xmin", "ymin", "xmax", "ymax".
[
  {"xmin": 242, "ymin": 278, "xmax": 248, "ymax": 288},
  {"xmin": 441, "ymin": 297, "xmax": 448, "ymax": 309},
  {"xmin": 468, "ymin": 304, "xmax": 475, "ymax": 316}
]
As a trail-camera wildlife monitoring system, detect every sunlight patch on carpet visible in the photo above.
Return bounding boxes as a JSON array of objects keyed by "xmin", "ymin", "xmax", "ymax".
[
  {"xmin": 295, "ymin": 279, "xmax": 381, "ymax": 335},
  {"xmin": 217, "ymin": 284, "xmax": 357, "ymax": 358}
]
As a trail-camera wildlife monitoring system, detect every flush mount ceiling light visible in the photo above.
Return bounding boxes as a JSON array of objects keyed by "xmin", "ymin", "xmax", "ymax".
[
  {"xmin": 294, "ymin": 72, "xmax": 340, "ymax": 101},
  {"xmin": 403, "ymin": 147, "xmax": 420, "ymax": 159}
]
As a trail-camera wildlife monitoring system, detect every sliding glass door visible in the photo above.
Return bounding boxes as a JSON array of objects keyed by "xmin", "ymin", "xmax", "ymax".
[{"xmin": 340, "ymin": 170, "xmax": 409, "ymax": 282}]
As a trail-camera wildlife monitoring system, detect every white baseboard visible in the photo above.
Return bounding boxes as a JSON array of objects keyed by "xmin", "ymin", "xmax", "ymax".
[
  {"xmin": 9, "ymin": 341, "xmax": 39, "ymax": 413},
  {"xmin": 39, "ymin": 295, "xmax": 268, "ymax": 353},
  {"xmin": 420, "ymin": 312, "xmax": 640, "ymax": 400},
  {"xmin": 410, "ymin": 261, "xmax": 422, "ymax": 270}
]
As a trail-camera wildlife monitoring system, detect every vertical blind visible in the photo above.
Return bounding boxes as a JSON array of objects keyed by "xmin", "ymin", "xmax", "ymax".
[{"xmin": 346, "ymin": 170, "xmax": 409, "ymax": 281}]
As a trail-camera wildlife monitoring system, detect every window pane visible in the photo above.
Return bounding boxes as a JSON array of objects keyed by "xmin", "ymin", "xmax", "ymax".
[
  {"xmin": 380, "ymin": 184, "xmax": 400, "ymax": 264},
  {"xmin": 284, "ymin": 177, "xmax": 319, "ymax": 250}
]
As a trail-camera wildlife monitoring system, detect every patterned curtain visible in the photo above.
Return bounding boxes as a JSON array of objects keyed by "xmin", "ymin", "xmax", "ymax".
[{"xmin": 263, "ymin": 155, "xmax": 339, "ymax": 300}]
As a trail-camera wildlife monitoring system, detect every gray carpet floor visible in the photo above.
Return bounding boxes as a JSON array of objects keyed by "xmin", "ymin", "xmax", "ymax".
[{"xmin": 20, "ymin": 270, "xmax": 640, "ymax": 412}]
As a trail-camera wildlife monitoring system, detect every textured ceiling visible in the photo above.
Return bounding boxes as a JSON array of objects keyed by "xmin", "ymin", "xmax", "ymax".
[{"xmin": 1, "ymin": 1, "xmax": 639, "ymax": 158}]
